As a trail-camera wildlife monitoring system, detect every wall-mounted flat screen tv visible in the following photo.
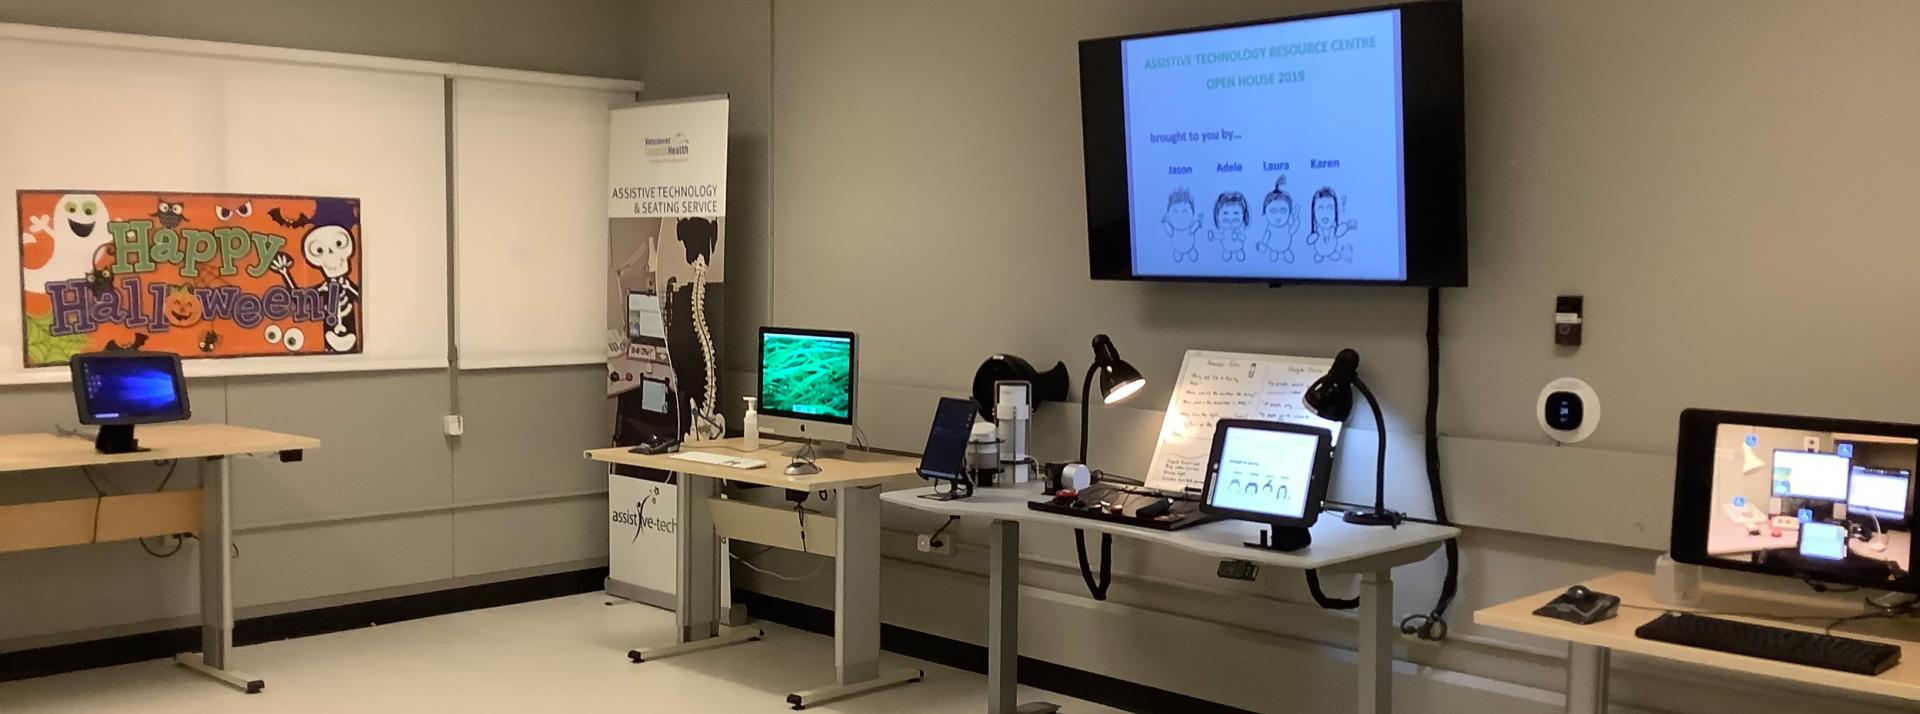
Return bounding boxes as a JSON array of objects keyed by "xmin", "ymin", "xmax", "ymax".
[{"xmin": 1080, "ymin": 0, "xmax": 1465, "ymax": 286}]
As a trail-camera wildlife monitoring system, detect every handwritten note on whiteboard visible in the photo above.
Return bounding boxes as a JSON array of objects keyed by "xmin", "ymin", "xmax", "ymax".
[{"xmin": 1143, "ymin": 350, "xmax": 1344, "ymax": 493}]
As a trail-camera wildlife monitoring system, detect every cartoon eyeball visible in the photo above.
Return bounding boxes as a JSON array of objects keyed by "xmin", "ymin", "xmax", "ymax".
[
  {"xmin": 263, "ymin": 324, "xmax": 282, "ymax": 344},
  {"xmin": 215, "ymin": 200, "xmax": 253, "ymax": 221},
  {"xmin": 282, "ymin": 327, "xmax": 306, "ymax": 352}
]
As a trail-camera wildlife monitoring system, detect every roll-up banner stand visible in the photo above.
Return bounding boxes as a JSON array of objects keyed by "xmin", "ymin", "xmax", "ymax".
[{"xmin": 604, "ymin": 96, "xmax": 730, "ymax": 614}]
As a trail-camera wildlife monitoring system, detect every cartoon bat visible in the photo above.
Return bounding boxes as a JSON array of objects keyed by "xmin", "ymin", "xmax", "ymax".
[{"xmin": 269, "ymin": 207, "xmax": 313, "ymax": 229}]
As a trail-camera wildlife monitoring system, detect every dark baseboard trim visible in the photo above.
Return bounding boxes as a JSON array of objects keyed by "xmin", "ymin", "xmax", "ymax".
[
  {"xmin": 732, "ymin": 589, "xmax": 1253, "ymax": 714},
  {"xmin": 0, "ymin": 567, "xmax": 608, "ymax": 685}
]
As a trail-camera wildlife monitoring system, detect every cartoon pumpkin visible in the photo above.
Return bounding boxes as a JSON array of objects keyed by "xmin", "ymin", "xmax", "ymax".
[{"xmin": 163, "ymin": 284, "xmax": 203, "ymax": 327}]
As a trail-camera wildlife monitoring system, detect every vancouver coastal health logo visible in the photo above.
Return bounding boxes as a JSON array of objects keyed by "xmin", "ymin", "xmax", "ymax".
[
  {"xmin": 612, "ymin": 485, "xmax": 676, "ymax": 543},
  {"xmin": 644, "ymin": 132, "xmax": 691, "ymax": 163}
]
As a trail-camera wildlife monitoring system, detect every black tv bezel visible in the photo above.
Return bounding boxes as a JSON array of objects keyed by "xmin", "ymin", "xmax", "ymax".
[
  {"xmin": 756, "ymin": 326, "xmax": 858, "ymax": 426},
  {"xmin": 1079, "ymin": 0, "xmax": 1466, "ymax": 287},
  {"xmin": 69, "ymin": 350, "xmax": 192, "ymax": 426},
  {"xmin": 1198, "ymin": 419, "xmax": 1334, "ymax": 529},
  {"xmin": 1672, "ymin": 408, "xmax": 1920, "ymax": 595}
]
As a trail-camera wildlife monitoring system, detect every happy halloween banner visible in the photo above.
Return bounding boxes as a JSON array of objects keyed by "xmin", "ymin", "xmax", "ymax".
[{"xmin": 17, "ymin": 190, "xmax": 364, "ymax": 367}]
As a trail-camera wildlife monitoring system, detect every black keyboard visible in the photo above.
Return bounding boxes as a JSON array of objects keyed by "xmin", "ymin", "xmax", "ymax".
[{"xmin": 1635, "ymin": 612, "xmax": 1901, "ymax": 676}]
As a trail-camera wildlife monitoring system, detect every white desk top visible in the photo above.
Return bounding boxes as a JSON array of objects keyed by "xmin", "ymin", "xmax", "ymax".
[
  {"xmin": 883, "ymin": 485, "xmax": 1457, "ymax": 574},
  {"xmin": 585, "ymin": 438, "xmax": 919, "ymax": 491},
  {"xmin": 0, "ymin": 423, "xmax": 319, "ymax": 473},
  {"xmin": 1476, "ymin": 570, "xmax": 1920, "ymax": 701}
]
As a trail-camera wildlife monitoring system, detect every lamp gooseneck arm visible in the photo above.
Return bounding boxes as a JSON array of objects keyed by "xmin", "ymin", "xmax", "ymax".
[
  {"xmin": 1354, "ymin": 377, "xmax": 1387, "ymax": 514},
  {"xmin": 1079, "ymin": 363, "xmax": 1099, "ymax": 464}
]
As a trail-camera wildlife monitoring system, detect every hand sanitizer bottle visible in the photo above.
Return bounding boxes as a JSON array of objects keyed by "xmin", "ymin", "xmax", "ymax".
[{"xmin": 743, "ymin": 397, "xmax": 760, "ymax": 451}]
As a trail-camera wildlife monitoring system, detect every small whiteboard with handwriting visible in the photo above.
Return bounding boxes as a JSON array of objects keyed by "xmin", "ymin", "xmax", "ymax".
[{"xmin": 1143, "ymin": 350, "xmax": 1344, "ymax": 493}]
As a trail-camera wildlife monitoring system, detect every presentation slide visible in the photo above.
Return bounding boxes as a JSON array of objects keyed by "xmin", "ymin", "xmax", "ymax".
[
  {"xmin": 1210, "ymin": 427, "xmax": 1319, "ymax": 519},
  {"xmin": 1121, "ymin": 9, "xmax": 1405, "ymax": 281}
]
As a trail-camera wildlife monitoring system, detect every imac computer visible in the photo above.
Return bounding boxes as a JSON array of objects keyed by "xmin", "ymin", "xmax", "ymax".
[
  {"xmin": 1198, "ymin": 419, "xmax": 1334, "ymax": 552},
  {"xmin": 69, "ymin": 351, "xmax": 191, "ymax": 454},
  {"xmin": 1673, "ymin": 409, "xmax": 1920, "ymax": 595},
  {"xmin": 758, "ymin": 327, "xmax": 857, "ymax": 470}
]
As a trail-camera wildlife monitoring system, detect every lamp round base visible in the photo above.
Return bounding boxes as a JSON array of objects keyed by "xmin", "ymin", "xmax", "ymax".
[{"xmin": 1342, "ymin": 509, "xmax": 1404, "ymax": 527}]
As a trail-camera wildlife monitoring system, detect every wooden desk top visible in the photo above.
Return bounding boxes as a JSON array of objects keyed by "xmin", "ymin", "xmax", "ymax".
[
  {"xmin": 1475, "ymin": 570, "xmax": 1920, "ymax": 700},
  {"xmin": 884, "ymin": 485, "xmax": 1457, "ymax": 574},
  {"xmin": 584, "ymin": 438, "xmax": 919, "ymax": 490},
  {"xmin": 0, "ymin": 423, "xmax": 319, "ymax": 472}
]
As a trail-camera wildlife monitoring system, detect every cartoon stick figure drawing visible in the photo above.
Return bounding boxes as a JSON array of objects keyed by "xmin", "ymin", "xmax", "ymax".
[
  {"xmin": 1160, "ymin": 189, "xmax": 1202, "ymax": 263},
  {"xmin": 1308, "ymin": 187, "xmax": 1359, "ymax": 264},
  {"xmin": 1208, "ymin": 191, "xmax": 1251, "ymax": 262},
  {"xmin": 1255, "ymin": 177, "xmax": 1299, "ymax": 264},
  {"xmin": 268, "ymin": 198, "xmax": 361, "ymax": 353}
]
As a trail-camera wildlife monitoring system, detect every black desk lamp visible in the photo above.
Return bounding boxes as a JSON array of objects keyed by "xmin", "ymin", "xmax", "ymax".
[
  {"xmin": 1303, "ymin": 348, "xmax": 1402, "ymax": 527},
  {"xmin": 1078, "ymin": 334, "xmax": 1146, "ymax": 464}
]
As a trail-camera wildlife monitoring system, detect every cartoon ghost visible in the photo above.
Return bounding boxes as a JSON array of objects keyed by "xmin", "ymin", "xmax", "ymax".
[
  {"xmin": 1307, "ymin": 187, "xmax": 1359, "ymax": 264},
  {"xmin": 268, "ymin": 199, "xmax": 361, "ymax": 353},
  {"xmin": 1160, "ymin": 189, "xmax": 1201, "ymax": 263},
  {"xmin": 1207, "ymin": 191, "xmax": 1251, "ymax": 262},
  {"xmin": 150, "ymin": 198, "xmax": 186, "ymax": 229},
  {"xmin": 1255, "ymin": 177, "xmax": 1299, "ymax": 264},
  {"xmin": 21, "ymin": 193, "xmax": 113, "ymax": 316}
]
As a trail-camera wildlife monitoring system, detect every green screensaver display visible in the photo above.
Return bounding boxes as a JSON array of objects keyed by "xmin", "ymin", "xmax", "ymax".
[{"xmin": 761, "ymin": 333, "xmax": 852, "ymax": 419}]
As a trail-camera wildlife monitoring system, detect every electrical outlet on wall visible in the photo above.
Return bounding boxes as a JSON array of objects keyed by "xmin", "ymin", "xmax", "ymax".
[
  {"xmin": 916, "ymin": 533, "xmax": 954, "ymax": 556},
  {"xmin": 443, "ymin": 415, "xmax": 465, "ymax": 437}
]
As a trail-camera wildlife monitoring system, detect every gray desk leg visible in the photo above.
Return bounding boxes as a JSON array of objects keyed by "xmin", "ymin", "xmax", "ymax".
[
  {"xmin": 1565, "ymin": 643, "xmax": 1610, "ymax": 714},
  {"xmin": 988, "ymin": 519, "xmax": 1058, "ymax": 714},
  {"xmin": 172, "ymin": 456, "xmax": 264, "ymax": 694},
  {"xmin": 1357, "ymin": 569, "xmax": 1393, "ymax": 714},
  {"xmin": 787, "ymin": 485, "xmax": 921, "ymax": 710},
  {"xmin": 631, "ymin": 474, "xmax": 763, "ymax": 663}
]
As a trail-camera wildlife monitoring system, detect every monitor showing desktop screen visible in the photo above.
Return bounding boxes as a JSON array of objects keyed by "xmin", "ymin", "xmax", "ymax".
[
  {"xmin": 758, "ymin": 327, "xmax": 856, "ymax": 444},
  {"xmin": 1673, "ymin": 409, "xmax": 1920, "ymax": 594}
]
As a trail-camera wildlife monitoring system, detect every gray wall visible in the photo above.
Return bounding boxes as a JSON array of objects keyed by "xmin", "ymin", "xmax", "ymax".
[
  {"xmin": 0, "ymin": 0, "xmax": 624, "ymax": 651},
  {"xmin": 634, "ymin": 0, "xmax": 1920, "ymax": 712}
]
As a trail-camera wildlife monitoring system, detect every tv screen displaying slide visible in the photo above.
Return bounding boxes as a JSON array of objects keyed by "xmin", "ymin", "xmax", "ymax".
[
  {"xmin": 1672, "ymin": 410, "xmax": 1919, "ymax": 594},
  {"xmin": 1080, "ymin": 0, "xmax": 1464, "ymax": 286}
]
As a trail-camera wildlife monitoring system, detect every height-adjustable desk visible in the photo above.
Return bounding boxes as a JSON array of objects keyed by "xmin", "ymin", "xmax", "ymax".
[
  {"xmin": 585, "ymin": 439, "xmax": 923, "ymax": 709},
  {"xmin": 0, "ymin": 423, "xmax": 318, "ymax": 693},
  {"xmin": 884, "ymin": 484, "xmax": 1458, "ymax": 714}
]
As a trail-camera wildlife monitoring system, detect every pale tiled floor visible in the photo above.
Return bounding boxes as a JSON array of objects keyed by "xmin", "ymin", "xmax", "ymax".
[{"xmin": 0, "ymin": 594, "xmax": 1121, "ymax": 713}]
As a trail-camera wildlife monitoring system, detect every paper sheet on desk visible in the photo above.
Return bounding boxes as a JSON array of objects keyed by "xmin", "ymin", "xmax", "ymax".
[{"xmin": 1143, "ymin": 350, "xmax": 1342, "ymax": 493}]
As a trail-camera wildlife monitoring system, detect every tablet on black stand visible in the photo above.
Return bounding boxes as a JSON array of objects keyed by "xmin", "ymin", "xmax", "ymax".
[
  {"xmin": 1198, "ymin": 419, "xmax": 1334, "ymax": 552},
  {"xmin": 917, "ymin": 397, "xmax": 977, "ymax": 501}
]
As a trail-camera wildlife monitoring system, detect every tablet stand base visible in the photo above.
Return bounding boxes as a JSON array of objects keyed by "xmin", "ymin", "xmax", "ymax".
[{"xmin": 1246, "ymin": 525, "xmax": 1312, "ymax": 552}]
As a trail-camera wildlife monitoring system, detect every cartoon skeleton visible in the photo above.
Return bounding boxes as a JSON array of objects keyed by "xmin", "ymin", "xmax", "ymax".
[{"xmin": 268, "ymin": 199, "xmax": 361, "ymax": 353}]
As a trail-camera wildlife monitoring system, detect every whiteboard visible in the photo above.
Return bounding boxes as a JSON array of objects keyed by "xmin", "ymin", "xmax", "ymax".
[
  {"xmin": 0, "ymin": 36, "xmax": 448, "ymax": 382},
  {"xmin": 452, "ymin": 78, "xmax": 628, "ymax": 369},
  {"xmin": 1143, "ymin": 350, "xmax": 1343, "ymax": 493}
]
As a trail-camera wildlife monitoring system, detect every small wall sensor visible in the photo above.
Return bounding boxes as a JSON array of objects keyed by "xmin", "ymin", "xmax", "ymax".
[
  {"xmin": 1555, "ymin": 295, "xmax": 1584, "ymax": 347},
  {"xmin": 1537, "ymin": 378, "xmax": 1599, "ymax": 443}
]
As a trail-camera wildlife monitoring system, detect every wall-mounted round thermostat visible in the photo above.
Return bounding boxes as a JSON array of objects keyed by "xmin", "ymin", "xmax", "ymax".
[{"xmin": 1537, "ymin": 377, "xmax": 1599, "ymax": 444}]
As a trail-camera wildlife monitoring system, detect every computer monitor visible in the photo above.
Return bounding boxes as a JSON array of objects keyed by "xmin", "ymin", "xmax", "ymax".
[
  {"xmin": 1673, "ymin": 409, "xmax": 1919, "ymax": 595},
  {"xmin": 758, "ymin": 327, "xmax": 856, "ymax": 446},
  {"xmin": 916, "ymin": 397, "xmax": 977, "ymax": 500},
  {"xmin": 1199, "ymin": 419, "xmax": 1333, "ymax": 552},
  {"xmin": 1770, "ymin": 449, "xmax": 1851, "ymax": 501},
  {"xmin": 69, "ymin": 351, "xmax": 190, "ymax": 454},
  {"xmin": 1849, "ymin": 467, "xmax": 1912, "ymax": 525}
]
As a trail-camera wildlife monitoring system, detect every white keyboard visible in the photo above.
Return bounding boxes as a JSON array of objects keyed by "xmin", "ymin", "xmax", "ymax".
[{"xmin": 667, "ymin": 451, "xmax": 766, "ymax": 470}]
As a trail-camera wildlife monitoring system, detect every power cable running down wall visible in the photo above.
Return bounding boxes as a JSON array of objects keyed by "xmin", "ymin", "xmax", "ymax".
[{"xmin": 1306, "ymin": 287, "xmax": 1461, "ymax": 644}]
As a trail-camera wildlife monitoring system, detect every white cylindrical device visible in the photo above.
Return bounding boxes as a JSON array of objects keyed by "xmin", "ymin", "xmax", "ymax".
[
  {"xmin": 995, "ymin": 380, "xmax": 1033, "ymax": 483},
  {"xmin": 1653, "ymin": 553, "xmax": 1702, "ymax": 607}
]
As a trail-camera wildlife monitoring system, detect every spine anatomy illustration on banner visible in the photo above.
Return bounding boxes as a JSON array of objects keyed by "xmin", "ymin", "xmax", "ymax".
[{"xmin": 606, "ymin": 98, "xmax": 729, "ymax": 452}]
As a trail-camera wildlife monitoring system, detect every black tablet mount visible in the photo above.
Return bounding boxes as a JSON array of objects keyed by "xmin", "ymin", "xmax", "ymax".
[{"xmin": 1246, "ymin": 525, "xmax": 1312, "ymax": 552}]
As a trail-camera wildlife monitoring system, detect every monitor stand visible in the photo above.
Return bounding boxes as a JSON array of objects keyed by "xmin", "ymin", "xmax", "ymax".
[
  {"xmin": 95, "ymin": 424, "xmax": 148, "ymax": 454},
  {"xmin": 1245, "ymin": 525, "xmax": 1312, "ymax": 552},
  {"xmin": 918, "ymin": 479, "xmax": 975, "ymax": 501}
]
